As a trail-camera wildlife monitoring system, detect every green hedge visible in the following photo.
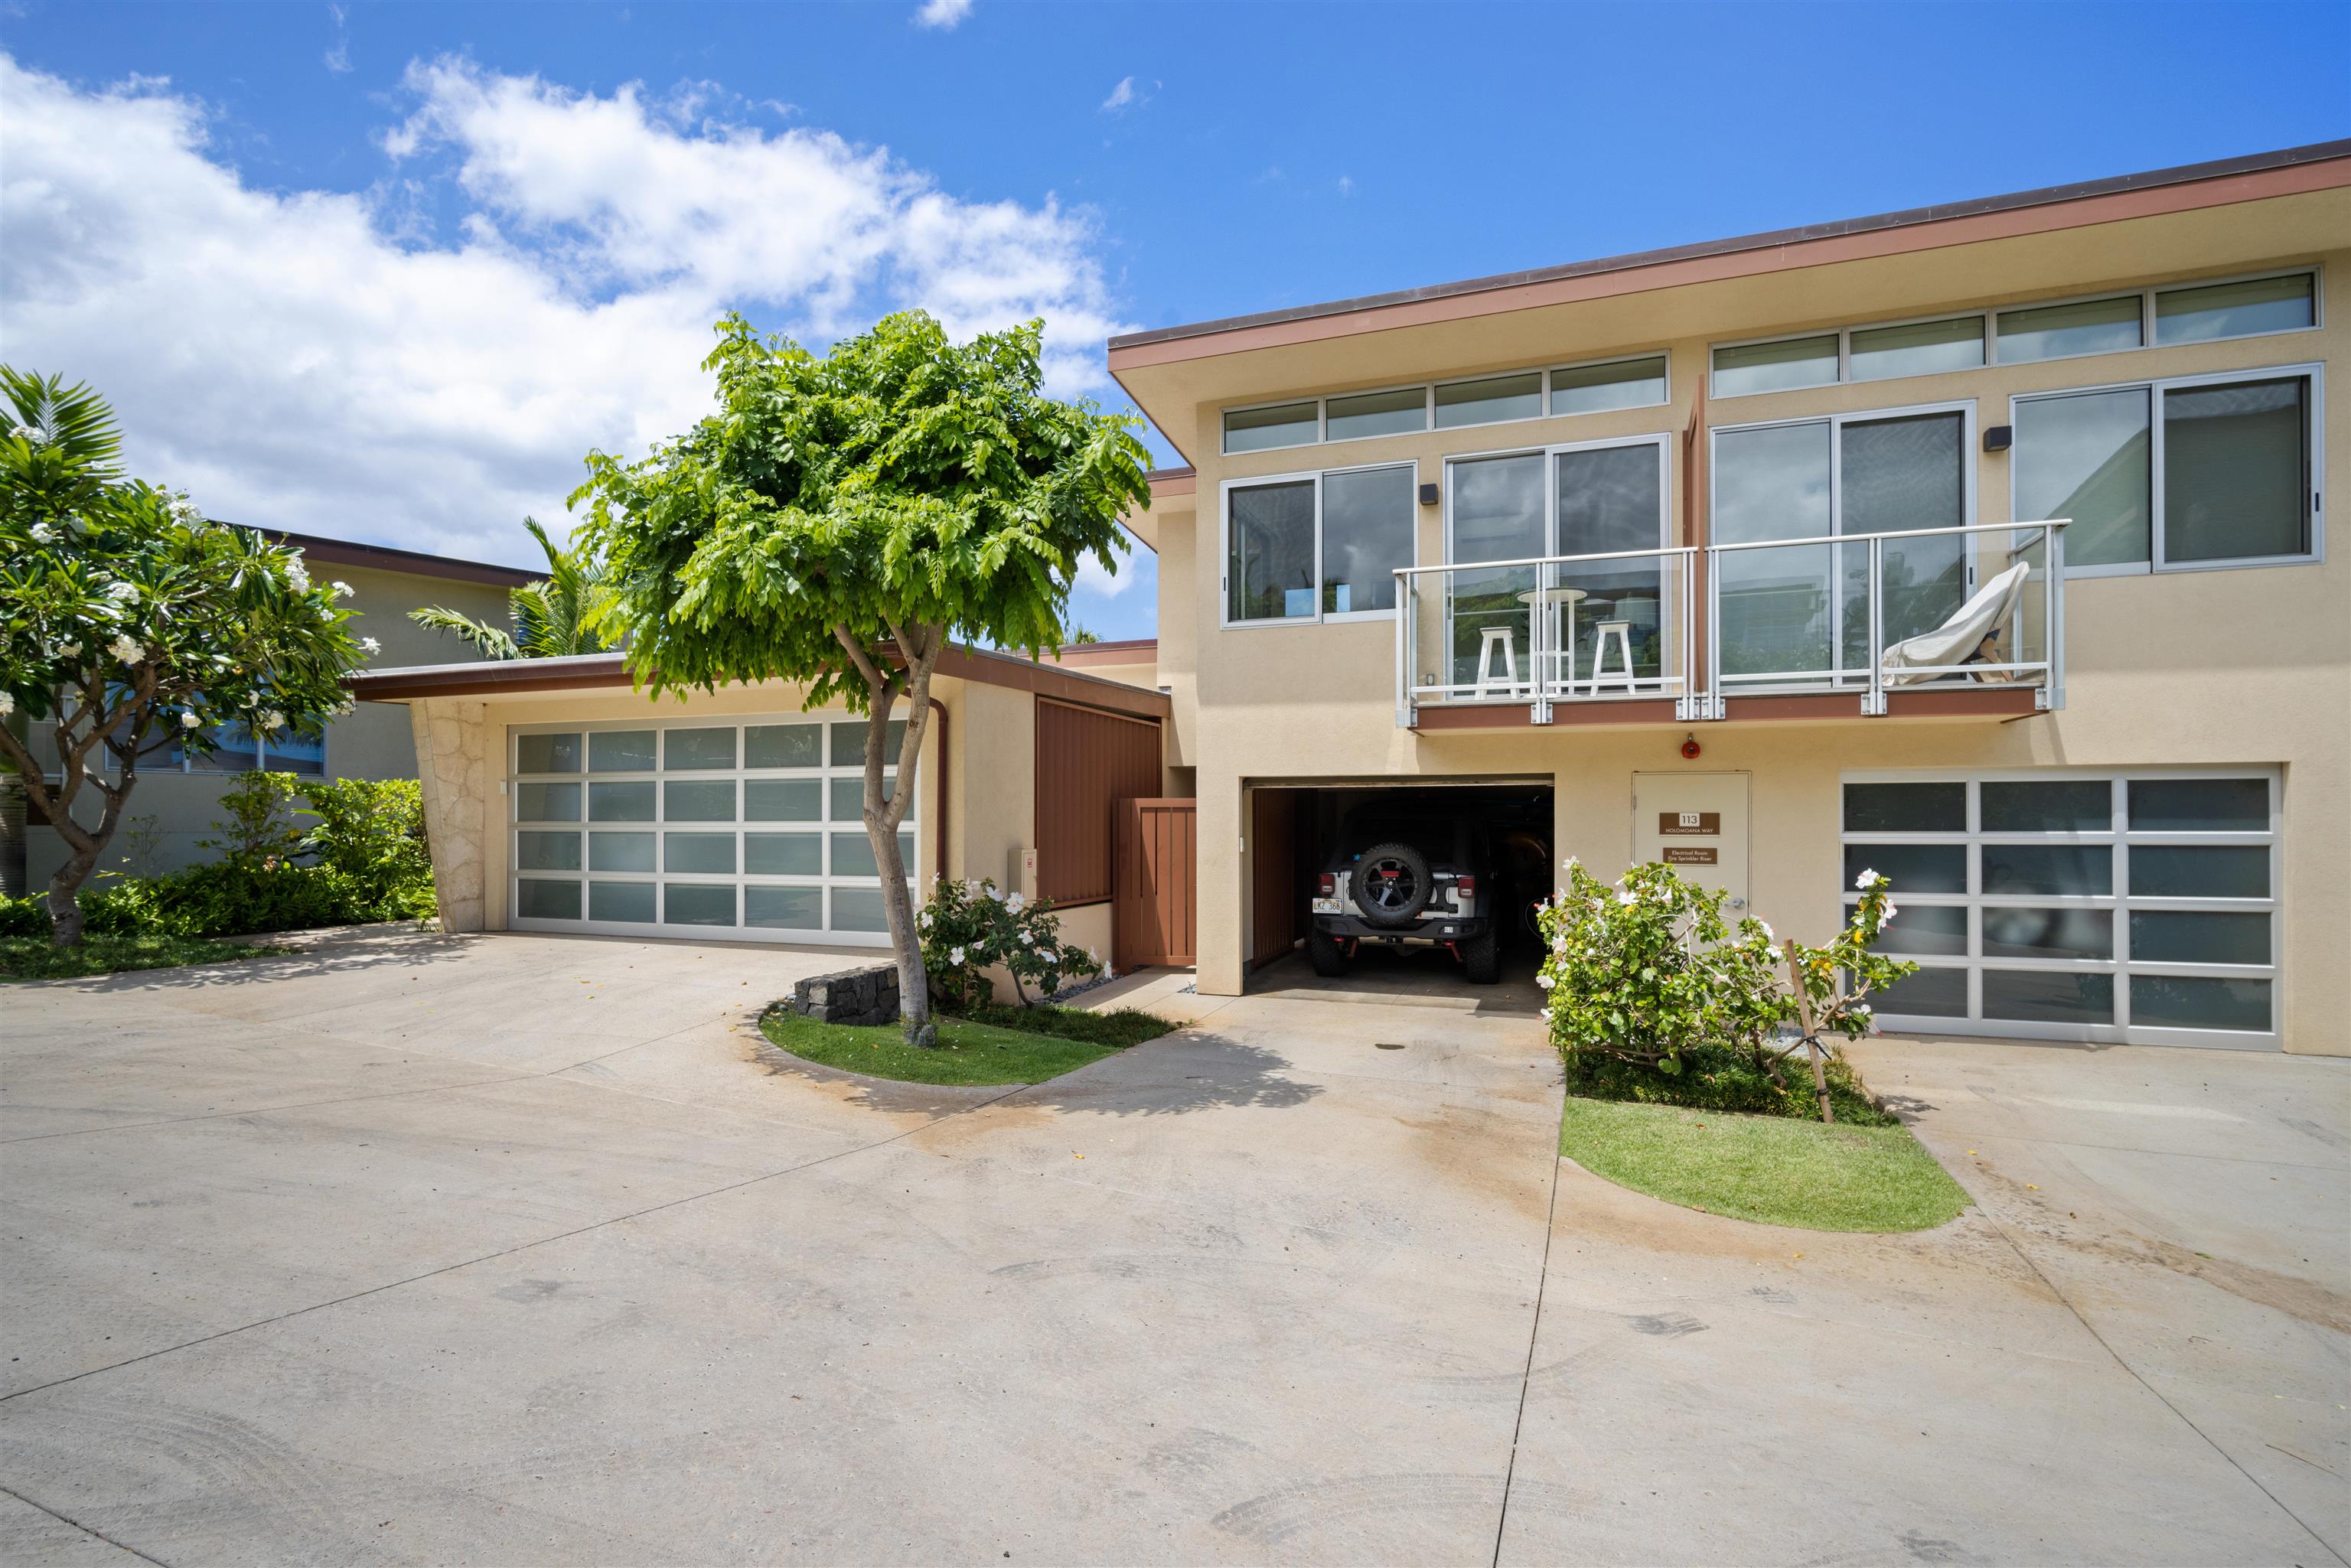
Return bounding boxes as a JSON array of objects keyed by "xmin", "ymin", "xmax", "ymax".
[{"xmin": 7, "ymin": 774, "xmax": 436, "ymax": 940}]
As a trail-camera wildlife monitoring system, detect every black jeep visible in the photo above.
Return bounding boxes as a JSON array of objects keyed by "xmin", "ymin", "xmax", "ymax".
[{"xmin": 1308, "ymin": 800, "xmax": 1506, "ymax": 984}]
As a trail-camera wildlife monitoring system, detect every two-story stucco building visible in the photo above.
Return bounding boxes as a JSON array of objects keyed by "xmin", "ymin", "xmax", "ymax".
[
  {"xmin": 1111, "ymin": 140, "xmax": 2347, "ymax": 1055},
  {"xmin": 371, "ymin": 140, "xmax": 2346, "ymax": 1056}
]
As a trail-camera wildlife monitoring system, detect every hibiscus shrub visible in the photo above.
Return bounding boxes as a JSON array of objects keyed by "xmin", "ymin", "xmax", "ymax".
[
  {"xmin": 1534, "ymin": 859, "xmax": 1916, "ymax": 1120},
  {"xmin": 917, "ymin": 876, "xmax": 1104, "ymax": 1011}
]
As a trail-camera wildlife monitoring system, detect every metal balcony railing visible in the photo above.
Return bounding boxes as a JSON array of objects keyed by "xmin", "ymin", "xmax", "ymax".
[{"xmin": 1394, "ymin": 520, "xmax": 2068, "ymax": 725}]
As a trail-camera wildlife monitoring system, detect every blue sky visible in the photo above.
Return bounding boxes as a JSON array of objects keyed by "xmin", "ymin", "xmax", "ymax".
[{"xmin": 5, "ymin": 1, "xmax": 2345, "ymax": 643}]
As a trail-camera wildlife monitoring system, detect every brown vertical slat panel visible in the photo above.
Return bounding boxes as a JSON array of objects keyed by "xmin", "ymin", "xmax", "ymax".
[
  {"xmin": 1114, "ymin": 798, "xmax": 1196, "ymax": 970},
  {"xmin": 1248, "ymin": 789, "xmax": 1296, "ymax": 966},
  {"xmin": 1035, "ymin": 698, "xmax": 1162, "ymax": 907}
]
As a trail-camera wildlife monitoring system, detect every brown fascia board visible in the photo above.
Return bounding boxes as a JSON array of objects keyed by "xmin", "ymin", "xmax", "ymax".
[
  {"xmin": 1108, "ymin": 139, "xmax": 2351, "ymax": 366},
  {"xmin": 264, "ymin": 526, "xmax": 543, "ymax": 589},
  {"xmin": 350, "ymin": 643, "xmax": 1173, "ymax": 719}
]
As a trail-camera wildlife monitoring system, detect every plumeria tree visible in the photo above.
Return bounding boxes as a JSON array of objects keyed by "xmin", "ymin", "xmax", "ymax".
[
  {"xmin": 572, "ymin": 311, "xmax": 1150, "ymax": 1045},
  {"xmin": 0, "ymin": 370, "xmax": 366, "ymax": 944}
]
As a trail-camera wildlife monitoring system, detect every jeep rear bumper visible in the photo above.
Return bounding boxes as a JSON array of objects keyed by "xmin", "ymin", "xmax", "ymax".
[{"xmin": 1312, "ymin": 914, "xmax": 1492, "ymax": 944}]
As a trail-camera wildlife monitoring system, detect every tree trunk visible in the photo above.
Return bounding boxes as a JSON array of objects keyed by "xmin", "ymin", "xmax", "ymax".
[
  {"xmin": 1782, "ymin": 939, "xmax": 1834, "ymax": 1124},
  {"xmin": 836, "ymin": 621, "xmax": 947, "ymax": 1046}
]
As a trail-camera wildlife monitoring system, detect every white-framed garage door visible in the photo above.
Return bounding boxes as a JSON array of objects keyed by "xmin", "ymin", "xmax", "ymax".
[
  {"xmin": 507, "ymin": 714, "xmax": 915, "ymax": 946},
  {"xmin": 1843, "ymin": 768, "xmax": 2281, "ymax": 1049}
]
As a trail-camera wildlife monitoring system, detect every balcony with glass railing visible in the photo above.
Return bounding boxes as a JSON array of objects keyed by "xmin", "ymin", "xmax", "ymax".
[{"xmin": 1394, "ymin": 520, "xmax": 2066, "ymax": 726}]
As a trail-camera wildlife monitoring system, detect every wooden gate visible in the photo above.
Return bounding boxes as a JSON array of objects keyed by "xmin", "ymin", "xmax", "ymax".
[{"xmin": 1114, "ymin": 798, "xmax": 1196, "ymax": 970}]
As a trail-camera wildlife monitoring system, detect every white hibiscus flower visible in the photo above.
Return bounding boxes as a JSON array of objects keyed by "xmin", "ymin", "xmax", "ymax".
[
  {"xmin": 1854, "ymin": 868, "xmax": 1877, "ymax": 890},
  {"xmin": 1535, "ymin": 973, "xmax": 1554, "ymax": 989},
  {"xmin": 1005, "ymin": 890, "xmax": 1026, "ymax": 912},
  {"xmin": 1560, "ymin": 854, "xmax": 1578, "ymax": 870},
  {"xmin": 948, "ymin": 946, "xmax": 966, "ymax": 967},
  {"xmin": 1615, "ymin": 887, "xmax": 1636, "ymax": 906}
]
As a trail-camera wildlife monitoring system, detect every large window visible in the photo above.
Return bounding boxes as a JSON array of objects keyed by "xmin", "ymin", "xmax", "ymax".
[
  {"xmin": 510, "ymin": 716, "xmax": 916, "ymax": 943},
  {"xmin": 121, "ymin": 717, "xmax": 326, "ymax": 777},
  {"xmin": 1224, "ymin": 463, "xmax": 1415, "ymax": 624},
  {"xmin": 2013, "ymin": 365, "xmax": 2320, "ymax": 573},
  {"xmin": 1220, "ymin": 354, "xmax": 1668, "ymax": 454},
  {"xmin": 1710, "ymin": 404, "xmax": 1971, "ymax": 683},
  {"xmin": 1842, "ymin": 771, "xmax": 2281, "ymax": 1047}
]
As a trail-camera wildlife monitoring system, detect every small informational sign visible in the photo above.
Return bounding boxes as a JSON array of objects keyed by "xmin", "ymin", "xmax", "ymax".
[
  {"xmin": 1664, "ymin": 846, "xmax": 1719, "ymax": 865},
  {"xmin": 1659, "ymin": 812, "xmax": 1720, "ymax": 836}
]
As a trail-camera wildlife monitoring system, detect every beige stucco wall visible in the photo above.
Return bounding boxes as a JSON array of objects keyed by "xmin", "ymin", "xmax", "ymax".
[
  {"xmin": 1156, "ymin": 226, "xmax": 2347, "ymax": 1055},
  {"xmin": 28, "ymin": 561, "xmax": 515, "ymax": 885}
]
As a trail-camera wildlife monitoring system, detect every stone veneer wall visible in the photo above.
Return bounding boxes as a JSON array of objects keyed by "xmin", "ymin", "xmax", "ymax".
[{"xmin": 411, "ymin": 698, "xmax": 488, "ymax": 933}]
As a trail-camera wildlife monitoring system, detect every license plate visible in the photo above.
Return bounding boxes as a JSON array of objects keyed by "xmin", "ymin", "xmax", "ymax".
[{"xmin": 1312, "ymin": 898, "xmax": 1342, "ymax": 914}]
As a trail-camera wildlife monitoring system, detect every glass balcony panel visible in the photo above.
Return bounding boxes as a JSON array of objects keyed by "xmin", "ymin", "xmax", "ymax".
[{"xmin": 1554, "ymin": 443, "xmax": 1665, "ymax": 683}]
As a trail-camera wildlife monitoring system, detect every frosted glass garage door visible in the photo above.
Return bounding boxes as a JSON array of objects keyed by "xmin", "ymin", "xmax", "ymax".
[
  {"xmin": 1840, "ymin": 771, "xmax": 2279, "ymax": 1048},
  {"xmin": 510, "ymin": 716, "xmax": 915, "ymax": 944}
]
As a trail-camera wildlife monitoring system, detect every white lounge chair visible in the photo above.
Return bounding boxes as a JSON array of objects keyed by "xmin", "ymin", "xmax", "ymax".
[{"xmin": 1881, "ymin": 561, "xmax": 2033, "ymax": 686}]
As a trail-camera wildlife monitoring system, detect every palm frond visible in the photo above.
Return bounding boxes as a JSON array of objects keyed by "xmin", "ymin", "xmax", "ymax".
[{"xmin": 408, "ymin": 605, "xmax": 522, "ymax": 660}]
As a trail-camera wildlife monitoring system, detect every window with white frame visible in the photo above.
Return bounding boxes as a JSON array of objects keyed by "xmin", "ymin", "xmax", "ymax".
[
  {"xmin": 1842, "ymin": 771, "xmax": 2281, "ymax": 1047},
  {"xmin": 116, "ymin": 715, "xmax": 327, "ymax": 776},
  {"xmin": 509, "ymin": 716, "xmax": 915, "ymax": 942},
  {"xmin": 1708, "ymin": 403, "xmax": 1973, "ymax": 682},
  {"xmin": 1223, "ymin": 463, "xmax": 1415, "ymax": 624},
  {"xmin": 1714, "ymin": 268, "xmax": 2320, "ymax": 394},
  {"xmin": 2012, "ymin": 364, "xmax": 2320, "ymax": 572},
  {"xmin": 1218, "ymin": 354, "xmax": 1668, "ymax": 455}
]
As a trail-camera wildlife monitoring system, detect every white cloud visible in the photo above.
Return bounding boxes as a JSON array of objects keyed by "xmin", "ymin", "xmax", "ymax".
[
  {"xmin": 1337, "ymin": 174, "xmax": 1353, "ymax": 197},
  {"xmin": 913, "ymin": 0, "xmax": 972, "ymax": 29},
  {"xmin": 1100, "ymin": 76, "xmax": 1134, "ymax": 112},
  {"xmin": 0, "ymin": 54, "xmax": 1134, "ymax": 571},
  {"xmin": 324, "ymin": 3, "xmax": 351, "ymax": 73}
]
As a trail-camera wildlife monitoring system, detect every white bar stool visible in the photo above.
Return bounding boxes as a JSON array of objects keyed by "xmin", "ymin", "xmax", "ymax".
[
  {"xmin": 1589, "ymin": 621, "xmax": 1636, "ymax": 695},
  {"xmin": 1474, "ymin": 627, "xmax": 1521, "ymax": 697}
]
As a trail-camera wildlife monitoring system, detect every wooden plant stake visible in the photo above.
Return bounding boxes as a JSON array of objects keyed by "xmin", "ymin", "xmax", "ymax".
[{"xmin": 1782, "ymin": 939, "xmax": 1834, "ymax": 1125}]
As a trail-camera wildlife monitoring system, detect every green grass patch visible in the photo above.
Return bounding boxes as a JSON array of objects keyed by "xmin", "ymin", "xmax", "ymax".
[
  {"xmin": 0, "ymin": 934, "xmax": 285, "ymax": 982},
  {"xmin": 1559, "ymin": 1094, "xmax": 1971, "ymax": 1233},
  {"xmin": 760, "ymin": 1003, "xmax": 1175, "ymax": 1087},
  {"xmin": 1564, "ymin": 1042, "xmax": 1897, "ymax": 1126}
]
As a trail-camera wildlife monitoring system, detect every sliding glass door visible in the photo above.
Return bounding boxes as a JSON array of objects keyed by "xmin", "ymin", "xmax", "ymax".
[
  {"xmin": 1712, "ymin": 403, "xmax": 1971, "ymax": 686},
  {"xmin": 1444, "ymin": 436, "xmax": 1671, "ymax": 691}
]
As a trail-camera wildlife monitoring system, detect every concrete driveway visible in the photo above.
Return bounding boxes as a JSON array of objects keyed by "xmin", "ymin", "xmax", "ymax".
[{"xmin": 2, "ymin": 929, "xmax": 2344, "ymax": 1566}]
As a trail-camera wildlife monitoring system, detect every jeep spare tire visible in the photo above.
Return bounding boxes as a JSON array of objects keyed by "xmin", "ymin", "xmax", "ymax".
[{"xmin": 1353, "ymin": 841, "xmax": 1433, "ymax": 927}]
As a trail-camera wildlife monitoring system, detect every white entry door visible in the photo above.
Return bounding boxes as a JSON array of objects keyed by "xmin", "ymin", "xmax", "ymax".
[{"xmin": 1632, "ymin": 772, "xmax": 1750, "ymax": 910}]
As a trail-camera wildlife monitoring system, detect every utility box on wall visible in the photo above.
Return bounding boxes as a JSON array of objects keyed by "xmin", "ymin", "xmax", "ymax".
[{"xmin": 1012, "ymin": 844, "xmax": 1039, "ymax": 898}]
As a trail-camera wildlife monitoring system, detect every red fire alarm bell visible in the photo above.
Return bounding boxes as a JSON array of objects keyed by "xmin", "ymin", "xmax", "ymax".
[{"xmin": 1680, "ymin": 734, "xmax": 1701, "ymax": 760}]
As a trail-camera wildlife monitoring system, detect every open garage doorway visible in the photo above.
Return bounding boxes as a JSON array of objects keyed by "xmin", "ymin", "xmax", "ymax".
[{"xmin": 1246, "ymin": 780, "xmax": 1553, "ymax": 1006}]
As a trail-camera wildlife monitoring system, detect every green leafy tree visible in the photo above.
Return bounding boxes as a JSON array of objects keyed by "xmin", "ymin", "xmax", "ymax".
[
  {"xmin": 572, "ymin": 311, "xmax": 1150, "ymax": 1042},
  {"xmin": 0, "ymin": 370, "xmax": 364, "ymax": 944},
  {"xmin": 409, "ymin": 515, "xmax": 613, "ymax": 659}
]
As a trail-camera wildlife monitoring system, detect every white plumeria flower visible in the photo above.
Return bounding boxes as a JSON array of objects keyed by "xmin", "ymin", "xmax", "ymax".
[
  {"xmin": 180, "ymin": 710, "xmax": 201, "ymax": 729},
  {"xmin": 53, "ymin": 640, "xmax": 80, "ymax": 659},
  {"xmin": 285, "ymin": 563, "xmax": 311, "ymax": 591},
  {"xmin": 331, "ymin": 580, "xmax": 354, "ymax": 599},
  {"xmin": 28, "ymin": 521, "xmax": 56, "ymax": 543},
  {"xmin": 260, "ymin": 709, "xmax": 286, "ymax": 732},
  {"xmin": 0, "ymin": 692, "xmax": 13, "ymax": 717},
  {"xmin": 168, "ymin": 498, "xmax": 204, "ymax": 524},
  {"xmin": 359, "ymin": 637, "xmax": 381, "ymax": 655},
  {"xmin": 107, "ymin": 634, "xmax": 143, "ymax": 663},
  {"xmin": 948, "ymin": 946, "xmax": 966, "ymax": 967},
  {"xmin": 9, "ymin": 423, "xmax": 39, "ymax": 442},
  {"xmin": 106, "ymin": 581, "xmax": 139, "ymax": 603}
]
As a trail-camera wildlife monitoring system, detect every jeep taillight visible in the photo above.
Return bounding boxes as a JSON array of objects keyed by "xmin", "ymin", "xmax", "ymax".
[
  {"xmin": 1453, "ymin": 875, "xmax": 1477, "ymax": 897},
  {"xmin": 1317, "ymin": 873, "xmax": 1335, "ymax": 897}
]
